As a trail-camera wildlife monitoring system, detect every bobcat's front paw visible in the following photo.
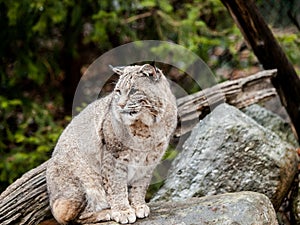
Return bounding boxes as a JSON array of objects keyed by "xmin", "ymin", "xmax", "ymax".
[
  {"xmin": 133, "ymin": 204, "xmax": 150, "ymax": 218},
  {"xmin": 111, "ymin": 206, "xmax": 136, "ymax": 224}
]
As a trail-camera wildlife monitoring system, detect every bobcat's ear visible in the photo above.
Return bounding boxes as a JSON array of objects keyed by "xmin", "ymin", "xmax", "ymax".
[
  {"xmin": 109, "ymin": 65, "xmax": 125, "ymax": 76},
  {"xmin": 139, "ymin": 64, "xmax": 161, "ymax": 82}
]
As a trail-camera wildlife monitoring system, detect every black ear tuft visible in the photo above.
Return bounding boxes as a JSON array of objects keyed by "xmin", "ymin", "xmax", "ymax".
[
  {"xmin": 150, "ymin": 61, "xmax": 160, "ymax": 74},
  {"xmin": 150, "ymin": 61, "xmax": 156, "ymax": 68}
]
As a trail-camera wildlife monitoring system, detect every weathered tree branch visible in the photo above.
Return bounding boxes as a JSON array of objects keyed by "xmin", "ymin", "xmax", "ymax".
[
  {"xmin": 0, "ymin": 70, "xmax": 278, "ymax": 225},
  {"xmin": 221, "ymin": 0, "xmax": 300, "ymax": 143},
  {"xmin": 175, "ymin": 69, "xmax": 277, "ymax": 136},
  {"xmin": 0, "ymin": 162, "xmax": 51, "ymax": 225}
]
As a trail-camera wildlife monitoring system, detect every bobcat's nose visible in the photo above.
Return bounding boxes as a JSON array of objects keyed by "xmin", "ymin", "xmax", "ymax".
[
  {"xmin": 118, "ymin": 97, "xmax": 127, "ymax": 109},
  {"xmin": 118, "ymin": 102, "xmax": 126, "ymax": 109}
]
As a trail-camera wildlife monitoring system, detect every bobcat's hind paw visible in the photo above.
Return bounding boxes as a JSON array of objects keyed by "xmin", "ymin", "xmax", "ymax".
[
  {"xmin": 133, "ymin": 204, "xmax": 150, "ymax": 218},
  {"xmin": 111, "ymin": 207, "xmax": 136, "ymax": 224},
  {"xmin": 78, "ymin": 209, "xmax": 111, "ymax": 223}
]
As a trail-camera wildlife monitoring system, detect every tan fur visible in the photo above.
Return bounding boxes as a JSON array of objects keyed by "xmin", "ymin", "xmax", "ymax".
[
  {"xmin": 129, "ymin": 120, "xmax": 150, "ymax": 138},
  {"xmin": 46, "ymin": 64, "xmax": 177, "ymax": 224},
  {"xmin": 52, "ymin": 199, "xmax": 83, "ymax": 224}
]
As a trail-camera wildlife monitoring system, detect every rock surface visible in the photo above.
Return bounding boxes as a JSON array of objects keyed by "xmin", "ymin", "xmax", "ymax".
[
  {"xmin": 292, "ymin": 174, "xmax": 300, "ymax": 224},
  {"xmin": 152, "ymin": 103, "xmax": 298, "ymax": 210},
  {"xmin": 242, "ymin": 104, "xmax": 299, "ymax": 147},
  {"xmin": 84, "ymin": 192, "xmax": 278, "ymax": 225},
  {"xmin": 242, "ymin": 104, "xmax": 300, "ymax": 224}
]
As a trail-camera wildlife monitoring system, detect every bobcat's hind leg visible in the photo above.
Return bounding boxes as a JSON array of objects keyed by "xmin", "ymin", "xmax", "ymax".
[
  {"xmin": 47, "ymin": 159, "xmax": 86, "ymax": 224},
  {"xmin": 51, "ymin": 198, "xmax": 85, "ymax": 225}
]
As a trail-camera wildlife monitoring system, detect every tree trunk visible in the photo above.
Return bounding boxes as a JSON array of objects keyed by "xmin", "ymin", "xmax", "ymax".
[
  {"xmin": 220, "ymin": 0, "xmax": 300, "ymax": 143},
  {"xmin": 0, "ymin": 70, "xmax": 277, "ymax": 225}
]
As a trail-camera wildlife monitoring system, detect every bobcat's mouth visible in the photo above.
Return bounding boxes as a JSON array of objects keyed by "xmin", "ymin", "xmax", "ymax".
[
  {"xmin": 121, "ymin": 109, "xmax": 140, "ymax": 116},
  {"xmin": 128, "ymin": 111, "xmax": 138, "ymax": 116}
]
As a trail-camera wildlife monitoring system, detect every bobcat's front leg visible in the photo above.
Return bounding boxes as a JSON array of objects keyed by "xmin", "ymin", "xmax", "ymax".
[
  {"xmin": 104, "ymin": 158, "xmax": 136, "ymax": 224},
  {"xmin": 128, "ymin": 166, "xmax": 155, "ymax": 219}
]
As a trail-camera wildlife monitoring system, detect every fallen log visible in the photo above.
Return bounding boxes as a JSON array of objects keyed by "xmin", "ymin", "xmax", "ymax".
[
  {"xmin": 0, "ymin": 70, "xmax": 278, "ymax": 225},
  {"xmin": 175, "ymin": 69, "xmax": 277, "ymax": 136},
  {"xmin": 0, "ymin": 162, "xmax": 51, "ymax": 225}
]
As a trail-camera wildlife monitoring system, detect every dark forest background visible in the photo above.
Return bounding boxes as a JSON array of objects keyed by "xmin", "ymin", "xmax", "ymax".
[{"xmin": 1, "ymin": 0, "xmax": 300, "ymax": 192}]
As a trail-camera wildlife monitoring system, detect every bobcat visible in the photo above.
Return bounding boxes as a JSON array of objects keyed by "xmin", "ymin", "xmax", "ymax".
[{"xmin": 46, "ymin": 64, "xmax": 177, "ymax": 224}]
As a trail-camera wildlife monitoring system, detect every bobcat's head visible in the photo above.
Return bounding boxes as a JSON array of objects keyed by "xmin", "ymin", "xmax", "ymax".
[{"xmin": 111, "ymin": 64, "xmax": 173, "ymax": 127}]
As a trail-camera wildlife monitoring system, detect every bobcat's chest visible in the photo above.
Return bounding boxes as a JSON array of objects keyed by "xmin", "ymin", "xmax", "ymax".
[
  {"xmin": 129, "ymin": 120, "xmax": 151, "ymax": 138},
  {"xmin": 126, "ymin": 141, "xmax": 165, "ymax": 184}
]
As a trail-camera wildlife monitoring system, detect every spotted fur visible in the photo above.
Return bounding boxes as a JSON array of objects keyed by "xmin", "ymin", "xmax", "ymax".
[{"xmin": 46, "ymin": 64, "xmax": 177, "ymax": 224}]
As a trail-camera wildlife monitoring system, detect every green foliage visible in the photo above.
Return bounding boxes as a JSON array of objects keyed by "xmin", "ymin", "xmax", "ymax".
[
  {"xmin": 0, "ymin": 96, "xmax": 66, "ymax": 192},
  {"xmin": 276, "ymin": 32, "xmax": 300, "ymax": 65}
]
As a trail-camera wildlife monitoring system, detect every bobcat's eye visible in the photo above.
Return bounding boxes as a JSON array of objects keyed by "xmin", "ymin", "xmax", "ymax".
[
  {"xmin": 129, "ymin": 87, "xmax": 138, "ymax": 95},
  {"xmin": 142, "ymin": 71, "xmax": 153, "ymax": 77}
]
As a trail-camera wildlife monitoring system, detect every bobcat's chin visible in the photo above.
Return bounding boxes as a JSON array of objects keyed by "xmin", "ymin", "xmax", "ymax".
[{"xmin": 121, "ymin": 111, "xmax": 156, "ymax": 127}]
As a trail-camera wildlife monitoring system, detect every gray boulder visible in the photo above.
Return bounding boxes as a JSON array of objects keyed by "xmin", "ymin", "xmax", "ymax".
[
  {"xmin": 292, "ymin": 174, "xmax": 300, "ymax": 224},
  {"xmin": 90, "ymin": 192, "xmax": 278, "ymax": 225},
  {"xmin": 242, "ymin": 104, "xmax": 299, "ymax": 147},
  {"xmin": 152, "ymin": 103, "xmax": 298, "ymax": 210}
]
